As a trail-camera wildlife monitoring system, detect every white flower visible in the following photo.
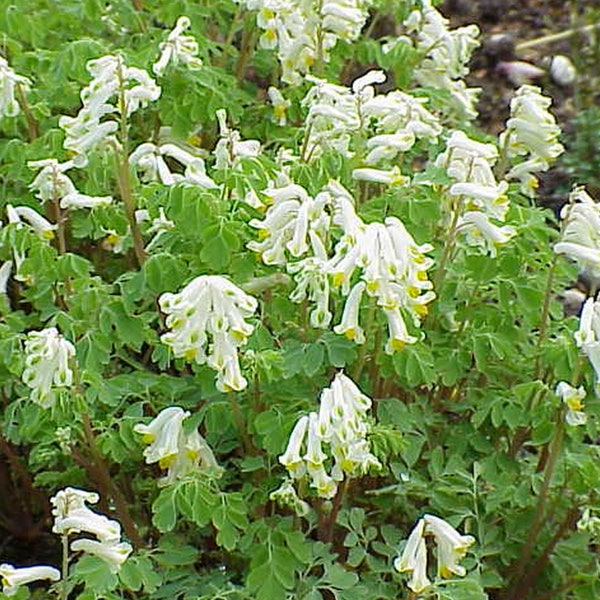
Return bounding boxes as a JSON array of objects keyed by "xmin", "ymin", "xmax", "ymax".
[
  {"xmin": 22, "ymin": 327, "xmax": 75, "ymax": 408},
  {"xmin": 28, "ymin": 159, "xmax": 77, "ymax": 202},
  {"xmin": 268, "ymin": 86, "xmax": 291, "ymax": 125},
  {"xmin": 0, "ymin": 57, "xmax": 31, "ymax": 119},
  {"xmin": 555, "ymin": 187, "xmax": 600, "ymax": 278},
  {"xmin": 279, "ymin": 415, "xmax": 309, "ymax": 479},
  {"xmin": 352, "ymin": 166, "xmax": 408, "ymax": 185},
  {"xmin": 269, "ymin": 479, "xmax": 310, "ymax": 516},
  {"xmin": 135, "ymin": 406, "xmax": 221, "ymax": 486},
  {"xmin": 423, "ymin": 514, "xmax": 475, "ymax": 578},
  {"xmin": 70, "ymin": 539, "xmax": 132, "ymax": 573},
  {"xmin": 555, "ymin": 381, "xmax": 587, "ymax": 426},
  {"xmin": 12, "ymin": 206, "xmax": 57, "ymax": 239},
  {"xmin": 51, "ymin": 487, "xmax": 121, "ymax": 542},
  {"xmin": 334, "ymin": 281, "xmax": 366, "ymax": 343},
  {"xmin": 549, "ymin": 55, "xmax": 576, "ymax": 87},
  {"xmin": 0, "ymin": 564, "xmax": 60, "ymax": 596},
  {"xmin": 60, "ymin": 55, "xmax": 160, "ymax": 166},
  {"xmin": 159, "ymin": 276, "xmax": 258, "ymax": 392},
  {"xmin": 214, "ymin": 109, "xmax": 261, "ymax": 169},
  {"xmin": 153, "ymin": 16, "xmax": 203, "ymax": 77},
  {"xmin": 393, "ymin": 519, "xmax": 431, "ymax": 593},
  {"xmin": 457, "ymin": 211, "xmax": 516, "ymax": 257},
  {"xmin": 0, "ymin": 260, "xmax": 11, "ymax": 295}
]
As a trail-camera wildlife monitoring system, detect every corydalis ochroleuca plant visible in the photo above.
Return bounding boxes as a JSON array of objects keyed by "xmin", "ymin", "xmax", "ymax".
[
  {"xmin": 159, "ymin": 275, "xmax": 258, "ymax": 392},
  {"xmin": 152, "ymin": 16, "xmax": 203, "ymax": 77},
  {"xmin": 59, "ymin": 55, "xmax": 160, "ymax": 166},
  {"xmin": 277, "ymin": 372, "xmax": 381, "ymax": 500}
]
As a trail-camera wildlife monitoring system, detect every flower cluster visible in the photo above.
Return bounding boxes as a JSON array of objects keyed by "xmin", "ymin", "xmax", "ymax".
[
  {"xmin": 279, "ymin": 373, "xmax": 381, "ymax": 499},
  {"xmin": 394, "ymin": 514, "xmax": 475, "ymax": 593},
  {"xmin": 555, "ymin": 381, "xmax": 587, "ymax": 426},
  {"xmin": 0, "ymin": 564, "xmax": 60, "ymax": 597},
  {"xmin": 135, "ymin": 406, "xmax": 221, "ymax": 486},
  {"xmin": 404, "ymin": 0, "xmax": 480, "ymax": 121},
  {"xmin": 22, "ymin": 327, "xmax": 76, "ymax": 408},
  {"xmin": 554, "ymin": 187, "xmax": 600, "ymax": 279},
  {"xmin": 152, "ymin": 16, "xmax": 203, "ymax": 77},
  {"xmin": 159, "ymin": 275, "xmax": 258, "ymax": 392},
  {"xmin": 0, "ymin": 56, "xmax": 31, "ymax": 119},
  {"xmin": 59, "ymin": 55, "xmax": 160, "ymax": 166},
  {"xmin": 129, "ymin": 141, "xmax": 218, "ymax": 188},
  {"xmin": 235, "ymin": 0, "xmax": 371, "ymax": 84},
  {"xmin": 302, "ymin": 70, "xmax": 440, "ymax": 170},
  {"xmin": 499, "ymin": 85, "xmax": 564, "ymax": 195},
  {"xmin": 28, "ymin": 158, "xmax": 113, "ymax": 209},
  {"xmin": 327, "ymin": 190, "xmax": 435, "ymax": 351},
  {"xmin": 51, "ymin": 487, "xmax": 132, "ymax": 573},
  {"xmin": 437, "ymin": 131, "xmax": 515, "ymax": 257}
]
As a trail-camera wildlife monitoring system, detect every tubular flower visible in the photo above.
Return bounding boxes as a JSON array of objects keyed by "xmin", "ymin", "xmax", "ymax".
[
  {"xmin": 267, "ymin": 86, "xmax": 291, "ymax": 125},
  {"xmin": 394, "ymin": 515, "xmax": 475, "ymax": 593},
  {"xmin": 153, "ymin": 16, "xmax": 203, "ymax": 77},
  {"xmin": 279, "ymin": 373, "xmax": 380, "ymax": 500},
  {"xmin": 22, "ymin": 327, "xmax": 76, "ymax": 408},
  {"xmin": 213, "ymin": 109, "xmax": 261, "ymax": 170},
  {"xmin": 499, "ymin": 85, "xmax": 564, "ymax": 195},
  {"xmin": 70, "ymin": 539, "xmax": 133, "ymax": 573},
  {"xmin": 0, "ymin": 564, "xmax": 60, "ymax": 597},
  {"xmin": 554, "ymin": 187, "xmax": 600, "ymax": 279},
  {"xmin": 12, "ymin": 206, "xmax": 57, "ymax": 240},
  {"xmin": 159, "ymin": 275, "xmax": 258, "ymax": 392},
  {"xmin": 0, "ymin": 57, "xmax": 31, "ymax": 119},
  {"xmin": 59, "ymin": 55, "xmax": 160, "ymax": 166},
  {"xmin": 135, "ymin": 406, "xmax": 221, "ymax": 486},
  {"xmin": 269, "ymin": 479, "xmax": 311, "ymax": 516}
]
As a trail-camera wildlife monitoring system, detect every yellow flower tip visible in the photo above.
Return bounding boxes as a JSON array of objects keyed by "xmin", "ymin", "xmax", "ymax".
[
  {"xmin": 230, "ymin": 330, "xmax": 246, "ymax": 343},
  {"xmin": 494, "ymin": 195, "xmax": 509, "ymax": 205},
  {"xmin": 408, "ymin": 286, "xmax": 420, "ymax": 298},
  {"xmin": 567, "ymin": 398, "xmax": 584, "ymax": 411},
  {"xmin": 142, "ymin": 433, "xmax": 155, "ymax": 444},
  {"xmin": 415, "ymin": 304, "xmax": 428, "ymax": 317},
  {"xmin": 184, "ymin": 348, "xmax": 197, "ymax": 361},
  {"xmin": 439, "ymin": 566, "xmax": 453, "ymax": 579},
  {"xmin": 264, "ymin": 29, "xmax": 277, "ymax": 41},
  {"xmin": 417, "ymin": 270, "xmax": 428, "ymax": 281},
  {"xmin": 274, "ymin": 106, "xmax": 286, "ymax": 119},
  {"xmin": 159, "ymin": 454, "xmax": 177, "ymax": 469},
  {"xmin": 261, "ymin": 8, "xmax": 275, "ymax": 19},
  {"xmin": 42, "ymin": 230, "xmax": 56, "ymax": 241},
  {"xmin": 187, "ymin": 135, "xmax": 202, "ymax": 146},
  {"xmin": 258, "ymin": 229, "xmax": 269, "ymax": 240},
  {"xmin": 390, "ymin": 338, "xmax": 406, "ymax": 352},
  {"xmin": 105, "ymin": 232, "xmax": 120, "ymax": 245},
  {"xmin": 366, "ymin": 280, "xmax": 379, "ymax": 293},
  {"xmin": 186, "ymin": 449, "xmax": 199, "ymax": 460},
  {"xmin": 332, "ymin": 272, "xmax": 345, "ymax": 287},
  {"xmin": 344, "ymin": 328, "xmax": 357, "ymax": 340}
]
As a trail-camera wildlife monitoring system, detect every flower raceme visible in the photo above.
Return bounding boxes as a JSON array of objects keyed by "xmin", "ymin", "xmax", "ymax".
[
  {"xmin": 279, "ymin": 373, "xmax": 381, "ymax": 500},
  {"xmin": 22, "ymin": 327, "xmax": 76, "ymax": 408},
  {"xmin": 50, "ymin": 487, "xmax": 132, "ymax": 573},
  {"xmin": 59, "ymin": 55, "xmax": 160, "ymax": 166},
  {"xmin": 394, "ymin": 514, "xmax": 475, "ymax": 593},
  {"xmin": 152, "ymin": 16, "xmax": 203, "ymax": 77},
  {"xmin": 159, "ymin": 275, "xmax": 258, "ymax": 392},
  {"xmin": 134, "ymin": 406, "xmax": 221, "ymax": 486}
]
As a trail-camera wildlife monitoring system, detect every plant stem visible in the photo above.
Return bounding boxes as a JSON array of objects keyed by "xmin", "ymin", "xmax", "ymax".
[
  {"xmin": 81, "ymin": 413, "xmax": 144, "ymax": 547},
  {"xmin": 325, "ymin": 478, "xmax": 349, "ymax": 543},
  {"xmin": 228, "ymin": 393, "xmax": 254, "ymax": 455},
  {"xmin": 15, "ymin": 82, "xmax": 39, "ymax": 141},
  {"xmin": 533, "ymin": 254, "xmax": 559, "ymax": 380},
  {"xmin": 61, "ymin": 533, "xmax": 69, "ymax": 600},
  {"xmin": 516, "ymin": 22, "xmax": 600, "ymax": 51}
]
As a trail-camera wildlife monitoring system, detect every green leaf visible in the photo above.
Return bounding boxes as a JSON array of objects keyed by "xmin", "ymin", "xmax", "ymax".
[{"xmin": 152, "ymin": 486, "xmax": 178, "ymax": 532}]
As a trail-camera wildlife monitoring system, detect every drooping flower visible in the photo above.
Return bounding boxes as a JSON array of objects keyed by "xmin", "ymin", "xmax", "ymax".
[
  {"xmin": 153, "ymin": 16, "xmax": 203, "ymax": 77},
  {"xmin": 70, "ymin": 539, "xmax": 133, "ymax": 573},
  {"xmin": 269, "ymin": 479, "xmax": 311, "ymax": 516},
  {"xmin": 159, "ymin": 276, "xmax": 258, "ymax": 392},
  {"xmin": 11, "ymin": 206, "xmax": 57, "ymax": 240},
  {"xmin": 22, "ymin": 327, "xmax": 76, "ymax": 408},
  {"xmin": 213, "ymin": 109, "xmax": 261, "ymax": 170},
  {"xmin": 51, "ymin": 487, "xmax": 121, "ymax": 542},
  {"xmin": 134, "ymin": 406, "xmax": 221, "ymax": 486},
  {"xmin": 0, "ymin": 57, "xmax": 31, "ymax": 119},
  {"xmin": 394, "ymin": 514, "xmax": 475, "ymax": 593},
  {"xmin": 0, "ymin": 564, "xmax": 60, "ymax": 597}
]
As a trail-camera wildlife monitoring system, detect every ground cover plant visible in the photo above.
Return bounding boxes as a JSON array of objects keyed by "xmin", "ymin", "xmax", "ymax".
[{"xmin": 0, "ymin": 0, "xmax": 599, "ymax": 598}]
